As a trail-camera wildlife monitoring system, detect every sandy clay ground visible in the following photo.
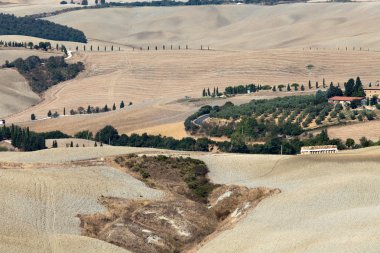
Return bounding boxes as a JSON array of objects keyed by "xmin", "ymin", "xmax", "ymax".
[
  {"xmin": 0, "ymin": 146, "xmax": 379, "ymax": 252},
  {"xmin": 0, "ymin": 48, "xmax": 62, "ymax": 118},
  {"xmin": 194, "ymin": 147, "xmax": 380, "ymax": 252}
]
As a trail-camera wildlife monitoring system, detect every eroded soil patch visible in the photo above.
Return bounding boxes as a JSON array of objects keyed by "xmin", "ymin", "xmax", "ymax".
[{"xmin": 78, "ymin": 155, "xmax": 280, "ymax": 253}]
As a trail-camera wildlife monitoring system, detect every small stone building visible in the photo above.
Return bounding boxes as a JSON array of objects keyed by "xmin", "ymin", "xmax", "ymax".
[{"xmin": 363, "ymin": 87, "xmax": 380, "ymax": 99}]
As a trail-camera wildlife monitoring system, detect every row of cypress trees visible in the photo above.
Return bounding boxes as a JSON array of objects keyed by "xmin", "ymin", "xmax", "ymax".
[{"xmin": 0, "ymin": 125, "xmax": 45, "ymax": 151}]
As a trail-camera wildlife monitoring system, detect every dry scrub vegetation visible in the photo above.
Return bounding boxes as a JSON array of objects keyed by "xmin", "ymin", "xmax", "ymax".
[{"xmin": 78, "ymin": 154, "xmax": 279, "ymax": 253}]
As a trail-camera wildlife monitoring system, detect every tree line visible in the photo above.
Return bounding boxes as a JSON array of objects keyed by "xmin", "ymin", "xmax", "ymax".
[
  {"xmin": 0, "ymin": 13, "xmax": 87, "ymax": 43},
  {"xmin": 31, "ymin": 101, "xmax": 132, "ymax": 121},
  {"xmin": 1, "ymin": 123, "xmax": 379, "ymax": 154}
]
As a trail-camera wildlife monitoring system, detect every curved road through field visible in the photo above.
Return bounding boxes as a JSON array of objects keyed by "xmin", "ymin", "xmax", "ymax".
[{"xmin": 193, "ymin": 114, "xmax": 209, "ymax": 126}]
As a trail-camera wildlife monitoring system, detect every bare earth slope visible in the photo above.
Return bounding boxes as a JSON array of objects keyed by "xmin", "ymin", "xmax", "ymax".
[
  {"xmin": 0, "ymin": 47, "xmax": 64, "ymax": 117},
  {"xmin": 0, "ymin": 155, "xmax": 163, "ymax": 253},
  {"xmin": 46, "ymin": 3, "xmax": 380, "ymax": 50},
  {"xmin": 0, "ymin": 68, "xmax": 39, "ymax": 117},
  {"xmin": 196, "ymin": 149, "xmax": 380, "ymax": 252}
]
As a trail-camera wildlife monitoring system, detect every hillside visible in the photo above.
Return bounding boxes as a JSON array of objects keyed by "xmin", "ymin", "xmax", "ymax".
[
  {"xmin": 0, "ymin": 146, "xmax": 379, "ymax": 252},
  {"xmin": 196, "ymin": 149, "xmax": 380, "ymax": 252},
  {"xmin": 5, "ymin": 48, "xmax": 380, "ymax": 139},
  {"xmin": 46, "ymin": 3, "xmax": 380, "ymax": 50},
  {"xmin": 0, "ymin": 68, "xmax": 39, "ymax": 118}
]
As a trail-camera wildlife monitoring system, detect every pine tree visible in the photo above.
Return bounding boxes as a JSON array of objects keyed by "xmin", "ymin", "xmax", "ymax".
[
  {"xmin": 112, "ymin": 103, "xmax": 116, "ymax": 110},
  {"xmin": 31, "ymin": 114, "xmax": 36, "ymax": 120},
  {"xmin": 301, "ymin": 84, "xmax": 305, "ymax": 91},
  {"xmin": 70, "ymin": 141, "xmax": 74, "ymax": 147},
  {"xmin": 47, "ymin": 110, "xmax": 52, "ymax": 117},
  {"xmin": 120, "ymin": 101, "xmax": 125, "ymax": 108},
  {"xmin": 76, "ymin": 143, "xmax": 79, "ymax": 147},
  {"xmin": 94, "ymin": 142, "xmax": 97, "ymax": 147}
]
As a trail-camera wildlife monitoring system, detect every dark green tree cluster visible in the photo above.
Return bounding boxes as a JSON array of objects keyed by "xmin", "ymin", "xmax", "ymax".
[
  {"xmin": 344, "ymin": 77, "xmax": 365, "ymax": 97},
  {"xmin": 224, "ymin": 84, "xmax": 271, "ymax": 95},
  {"xmin": 0, "ymin": 14, "xmax": 87, "ymax": 43},
  {"xmin": 0, "ymin": 40, "xmax": 49, "ymax": 49},
  {"xmin": 5, "ymin": 56, "xmax": 84, "ymax": 93},
  {"xmin": 326, "ymin": 82, "xmax": 343, "ymax": 98},
  {"xmin": 0, "ymin": 125, "xmax": 45, "ymax": 151}
]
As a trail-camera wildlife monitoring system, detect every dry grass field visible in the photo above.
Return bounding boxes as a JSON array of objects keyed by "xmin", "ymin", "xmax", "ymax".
[
  {"xmin": 195, "ymin": 148, "xmax": 380, "ymax": 252},
  {"xmin": 0, "ymin": 163, "xmax": 161, "ymax": 253},
  {"xmin": 0, "ymin": 146, "xmax": 379, "ymax": 252},
  {"xmin": 5, "ymin": 48, "xmax": 380, "ymax": 136},
  {"xmin": 0, "ymin": 47, "xmax": 62, "ymax": 117},
  {"xmin": 0, "ymin": 68, "xmax": 39, "ymax": 117},
  {"xmin": 46, "ymin": 3, "xmax": 380, "ymax": 50}
]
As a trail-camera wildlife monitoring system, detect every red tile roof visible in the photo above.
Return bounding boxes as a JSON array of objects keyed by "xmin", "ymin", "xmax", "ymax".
[{"xmin": 329, "ymin": 96, "xmax": 365, "ymax": 101}]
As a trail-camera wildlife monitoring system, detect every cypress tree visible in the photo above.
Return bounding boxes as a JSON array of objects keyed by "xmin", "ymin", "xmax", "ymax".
[
  {"xmin": 112, "ymin": 103, "xmax": 116, "ymax": 110},
  {"xmin": 120, "ymin": 101, "xmax": 125, "ymax": 108}
]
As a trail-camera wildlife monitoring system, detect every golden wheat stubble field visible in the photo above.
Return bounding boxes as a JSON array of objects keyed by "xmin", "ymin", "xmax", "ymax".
[{"xmin": 6, "ymin": 47, "xmax": 380, "ymax": 137}]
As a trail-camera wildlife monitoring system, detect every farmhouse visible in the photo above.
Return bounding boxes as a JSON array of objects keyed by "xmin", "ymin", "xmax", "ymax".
[
  {"xmin": 328, "ymin": 96, "xmax": 366, "ymax": 106},
  {"xmin": 363, "ymin": 87, "xmax": 380, "ymax": 99},
  {"xmin": 301, "ymin": 145, "xmax": 338, "ymax": 155}
]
